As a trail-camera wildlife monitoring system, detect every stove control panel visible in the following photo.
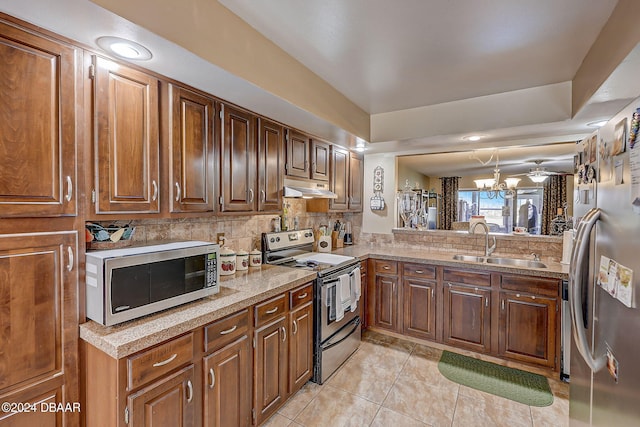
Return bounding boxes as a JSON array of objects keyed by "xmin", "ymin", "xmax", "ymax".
[{"xmin": 263, "ymin": 229, "xmax": 315, "ymax": 251}]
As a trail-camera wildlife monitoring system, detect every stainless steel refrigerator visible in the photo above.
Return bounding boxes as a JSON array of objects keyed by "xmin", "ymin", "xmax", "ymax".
[{"xmin": 569, "ymin": 98, "xmax": 640, "ymax": 426}]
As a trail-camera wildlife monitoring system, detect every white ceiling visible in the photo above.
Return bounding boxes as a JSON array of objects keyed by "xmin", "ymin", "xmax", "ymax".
[{"xmin": 220, "ymin": 0, "xmax": 618, "ymax": 114}]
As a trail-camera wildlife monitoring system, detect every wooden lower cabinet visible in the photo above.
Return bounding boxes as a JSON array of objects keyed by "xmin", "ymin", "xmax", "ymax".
[
  {"xmin": 403, "ymin": 278, "xmax": 436, "ymax": 341},
  {"xmin": 203, "ymin": 336, "xmax": 252, "ymax": 427},
  {"xmin": 127, "ymin": 365, "xmax": 196, "ymax": 427},
  {"xmin": 254, "ymin": 316, "xmax": 288, "ymax": 425},
  {"xmin": 288, "ymin": 303, "xmax": 313, "ymax": 394},
  {"xmin": 498, "ymin": 291, "xmax": 558, "ymax": 368},
  {"xmin": 443, "ymin": 283, "xmax": 491, "ymax": 353},
  {"xmin": 372, "ymin": 274, "xmax": 400, "ymax": 332}
]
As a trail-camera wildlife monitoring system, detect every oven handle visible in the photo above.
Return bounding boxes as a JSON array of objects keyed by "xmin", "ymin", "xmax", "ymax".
[{"xmin": 322, "ymin": 317, "xmax": 361, "ymax": 351}]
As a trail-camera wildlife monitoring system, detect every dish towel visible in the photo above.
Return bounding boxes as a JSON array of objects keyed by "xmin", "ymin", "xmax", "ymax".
[
  {"xmin": 350, "ymin": 267, "xmax": 361, "ymax": 312},
  {"xmin": 339, "ymin": 274, "xmax": 351, "ymax": 315},
  {"xmin": 325, "ymin": 282, "xmax": 338, "ymax": 321}
]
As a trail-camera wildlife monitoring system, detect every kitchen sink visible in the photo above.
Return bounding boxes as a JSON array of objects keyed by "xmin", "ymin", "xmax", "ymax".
[{"xmin": 452, "ymin": 254, "xmax": 547, "ymax": 268}]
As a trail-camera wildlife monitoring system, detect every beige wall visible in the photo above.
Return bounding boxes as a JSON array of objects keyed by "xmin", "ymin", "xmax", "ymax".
[
  {"xmin": 397, "ymin": 168, "xmax": 430, "ymax": 192},
  {"xmin": 361, "ymin": 153, "xmax": 398, "ymax": 234}
]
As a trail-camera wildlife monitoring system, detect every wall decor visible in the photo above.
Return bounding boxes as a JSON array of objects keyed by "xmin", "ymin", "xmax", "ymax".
[{"xmin": 370, "ymin": 166, "xmax": 386, "ymax": 211}]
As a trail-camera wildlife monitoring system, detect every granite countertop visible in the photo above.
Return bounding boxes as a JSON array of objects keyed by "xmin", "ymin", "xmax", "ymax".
[
  {"xmin": 79, "ymin": 265, "xmax": 316, "ymax": 359},
  {"xmin": 80, "ymin": 244, "xmax": 568, "ymax": 359}
]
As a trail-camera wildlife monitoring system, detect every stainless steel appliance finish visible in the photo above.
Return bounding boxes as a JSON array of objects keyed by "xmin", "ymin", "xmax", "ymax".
[
  {"xmin": 569, "ymin": 98, "xmax": 640, "ymax": 426},
  {"xmin": 262, "ymin": 229, "xmax": 361, "ymax": 384},
  {"xmin": 86, "ymin": 241, "xmax": 219, "ymax": 326}
]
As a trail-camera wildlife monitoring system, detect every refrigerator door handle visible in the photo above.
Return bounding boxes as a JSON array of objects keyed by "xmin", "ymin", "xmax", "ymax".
[{"xmin": 569, "ymin": 207, "xmax": 606, "ymax": 372}]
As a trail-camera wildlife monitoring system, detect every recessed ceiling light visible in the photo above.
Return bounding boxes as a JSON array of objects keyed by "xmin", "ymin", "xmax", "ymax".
[
  {"xmin": 463, "ymin": 134, "xmax": 485, "ymax": 142},
  {"xmin": 587, "ymin": 120, "xmax": 608, "ymax": 128},
  {"xmin": 96, "ymin": 36, "xmax": 152, "ymax": 61}
]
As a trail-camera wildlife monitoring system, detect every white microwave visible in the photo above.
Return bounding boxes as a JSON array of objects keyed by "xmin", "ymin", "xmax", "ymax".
[{"xmin": 85, "ymin": 241, "xmax": 220, "ymax": 326}]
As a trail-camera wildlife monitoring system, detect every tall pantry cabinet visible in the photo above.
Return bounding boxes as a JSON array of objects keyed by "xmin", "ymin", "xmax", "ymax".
[{"xmin": 0, "ymin": 16, "xmax": 81, "ymax": 427}]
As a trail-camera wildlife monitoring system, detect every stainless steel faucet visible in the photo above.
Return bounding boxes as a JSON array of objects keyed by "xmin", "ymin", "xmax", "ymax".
[{"xmin": 471, "ymin": 222, "xmax": 497, "ymax": 257}]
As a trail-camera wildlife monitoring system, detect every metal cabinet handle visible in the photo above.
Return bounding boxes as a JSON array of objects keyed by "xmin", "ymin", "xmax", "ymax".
[
  {"xmin": 501, "ymin": 300, "xmax": 505, "ymax": 310},
  {"xmin": 281, "ymin": 326, "xmax": 287, "ymax": 342},
  {"xmin": 152, "ymin": 353, "xmax": 177, "ymax": 367},
  {"xmin": 65, "ymin": 176, "xmax": 73, "ymax": 202},
  {"xmin": 415, "ymin": 270, "xmax": 423, "ymax": 274},
  {"xmin": 485, "ymin": 297, "xmax": 488, "ymax": 308},
  {"xmin": 220, "ymin": 325, "xmax": 237, "ymax": 335},
  {"xmin": 297, "ymin": 293, "xmax": 308, "ymax": 299},
  {"xmin": 186, "ymin": 380, "xmax": 193, "ymax": 402},
  {"xmin": 383, "ymin": 266, "xmax": 390, "ymax": 270},
  {"xmin": 175, "ymin": 182, "xmax": 181, "ymax": 202},
  {"xmin": 66, "ymin": 246, "xmax": 74, "ymax": 272},
  {"xmin": 261, "ymin": 189, "xmax": 266, "ymax": 203},
  {"xmin": 208, "ymin": 368, "xmax": 215, "ymax": 389},
  {"xmin": 248, "ymin": 189, "xmax": 254, "ymax": 203},
  {"xmin": 266, "ymin": 307, "xmax": 278, "ymax": 314},
  {"xmin": 151, "ymin": 180, "xmax": 158, "ymax": 201},
  {"xmin": 293, "ymin": 320, "xmax": 298, "ymax": 335},
  {"xmin": 431, "ymin": 288, "xmax": 434, "ymax": 298}
]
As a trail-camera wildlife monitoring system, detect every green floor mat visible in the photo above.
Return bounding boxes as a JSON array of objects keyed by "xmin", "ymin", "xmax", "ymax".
[{"xmin": 438, "ymin": 350, "xmax": 553, "ymax": 407}]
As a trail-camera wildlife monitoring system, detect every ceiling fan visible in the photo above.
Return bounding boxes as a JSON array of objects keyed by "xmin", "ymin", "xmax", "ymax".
[{"xmin": 511, "ymin": 160, "xmax": 568, "ymax": 183}]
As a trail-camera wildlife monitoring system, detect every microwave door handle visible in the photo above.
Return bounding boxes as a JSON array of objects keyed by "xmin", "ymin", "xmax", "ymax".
[{"xmin": 569, "ymin": 207, "xmax": 606, "ymax": 372}]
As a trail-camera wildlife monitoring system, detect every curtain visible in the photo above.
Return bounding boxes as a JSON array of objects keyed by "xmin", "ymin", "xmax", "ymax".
[
  {"xmin": 440, "ymin": 177, "xmax": 459, "ymax": 230},
  {"xmin": 541, "ymin": 175, "xmax": 567, "ymax": 235}
]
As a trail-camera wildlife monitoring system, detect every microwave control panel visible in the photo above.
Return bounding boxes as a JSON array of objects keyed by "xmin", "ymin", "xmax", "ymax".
[{"xmin": 206, "ymin": 252, "xmax": 218, "ymax": 287}]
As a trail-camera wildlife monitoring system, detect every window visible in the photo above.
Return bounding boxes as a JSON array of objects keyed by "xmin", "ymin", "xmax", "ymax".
[{"xmin": 458, "ymin": 188, "xmax": 544, "ymax": 234}]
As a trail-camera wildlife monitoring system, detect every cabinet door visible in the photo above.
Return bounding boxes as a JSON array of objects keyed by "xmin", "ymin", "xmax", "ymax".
[
  {"xmin": 254, "ymin": 316, "xmax": 288, "ymax": 425},
  {"xmin": 128, "ymin": 365, "xmax": 196, "ymax": 427},
  {"xmin": 0, "ymin": 23, "xmax": 79, "ymax": 217},
  {"xmin": 443, "ymin": 283, "xmax": 491, "ymax": 353},
  {"xmin": 329, "ymin": 146, "xmax": 349, "ymax": 211},
  {"xmin": 310, "ymin": 139, "xmax": 330, "ymax": 181},
  {"xmin": 203, "ymin": 336, "xmax": 252, "ymax": 427},
  {"xmin": 0, "ymin": 232, "xmax": 79, "ymax": 426},
  {"xmin": 499, "ymin": 291, "xmax": 557, "ymax": 368},
  {"xmin": 168, "ymin": 84, "xmax": 214, "ymax": 212},
  {"xmin": 372, "ymin": 274, "xmax": 400, "ymax": 332},
  {"xmin": 289, "ymin": 303, "xmax": 313, "ymax": 394},
  {"xmin": 403, "ymin": 278, "xmax": 437, "ymax": 341},
  {"xmin": 258, "ymin": 118, "xmax": 284, "ymax": 212},
  {"xmin": 285, "ymin": 129, "xmax": 310, "ymax": 178},
  {"xmin": 220, "ymin": 104, "xmax": 256, "ymax": 212},
  {"xmin": 348, "ymin": 152, "xmax": 363, "ymax": 212},
  {"xmin": 93, "ymin": 56, "xmax": 160, "ymax": 213}
]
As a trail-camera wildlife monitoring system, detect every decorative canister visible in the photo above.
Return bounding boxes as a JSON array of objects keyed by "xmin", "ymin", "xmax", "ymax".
[
  {"xmin": 219, "ymin": 247, "xmax": 236, "ymax": 275},
  {"xmin": 236, "ymin": 249, "xmax": 249, "ymax": 271},
  {"xmin": 249, "ymin": 249, "xmax": 262, "ymax": 268}
]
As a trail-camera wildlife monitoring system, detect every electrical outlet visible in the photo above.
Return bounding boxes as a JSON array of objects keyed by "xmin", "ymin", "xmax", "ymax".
[{"xmin": 216, "ymin": 233, "xmax": 225, "ymax": 245}]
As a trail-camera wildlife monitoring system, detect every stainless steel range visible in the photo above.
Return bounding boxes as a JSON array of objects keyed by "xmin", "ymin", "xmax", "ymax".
[{"xmin": 262, "ymin": 229, "xmax": 362, "ymax": 383}]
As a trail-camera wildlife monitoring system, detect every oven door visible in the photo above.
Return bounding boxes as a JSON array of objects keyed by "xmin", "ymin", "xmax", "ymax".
[{"xmin": 319, "ymin": 274, "xmax": 360, "ymax": 340}]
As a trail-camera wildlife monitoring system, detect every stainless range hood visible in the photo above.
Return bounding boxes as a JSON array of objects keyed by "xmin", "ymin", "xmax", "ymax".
[{"xmin": 283, "ymin": 178, "xmax": 337, "ymax": 199}]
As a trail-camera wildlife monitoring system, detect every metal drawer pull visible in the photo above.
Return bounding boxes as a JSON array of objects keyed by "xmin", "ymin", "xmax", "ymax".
[
  {"xmin": 209, "ymin": 368, "xmax": 215, "ymax": 389},
  {"xmin": 415, "ymin": 270, "xmax": 423, "ymax": 274},
  {"xmin": 175, "ymin": 182, "xmax": 181, "ymax": 202},
  {"xmin": 282, "ymin": 326, "xmax": 287, "ymax": 342},
  {"xmin": 297, "ymin": 293, "xmax": 308, "ymax": 299},
  {"xmin": 66, "ymin": 246, "xmax": 74, "ymax": 272},
  {"xmin": 220, "ymin": 325, "xmax": 237, "ymax": 335},
  {"xmin": 293, "ymin": 320, "xmax": 298, "ymax": 335},
  {"xmin": 186, "ymin": 380, "xmax": 193, "ymax": 402},
  {"xmin": 65, "ymin": 176, "xmax": 73, "ymax": 202},
  {"xmin": 383, "ymin": 266, "xmax": 390, "ymax": 270},
  {"xmin": 151, "ymin": 180, "xmax": 158, "ymax": 201},
  {"xmin": 266, "ymin": 307, "xmax": 279, "ymax": 314},
  {"xmin": 152, "ymin": 353, "xmax": 177, "ymax": 367}
]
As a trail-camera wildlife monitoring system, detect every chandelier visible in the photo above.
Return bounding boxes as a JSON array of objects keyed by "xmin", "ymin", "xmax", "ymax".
[{"xmin": 472, "ymin": 151, "xmax": 520, "ymax": 199}]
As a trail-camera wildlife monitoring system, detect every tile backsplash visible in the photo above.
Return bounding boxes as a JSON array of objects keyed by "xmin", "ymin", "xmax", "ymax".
[{"xmin": 117, "ymin": 199, "xmax": 362, "ymax": 252}]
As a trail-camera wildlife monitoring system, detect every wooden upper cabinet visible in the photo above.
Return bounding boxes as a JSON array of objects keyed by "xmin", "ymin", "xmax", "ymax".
[
  {"xmin": 0, "ymin": 22, "xmax": 79, "ymax": 217},
  {"xmin": 93, "ymin": 56, "xmax": 160, "ymax": 214},
  {"xmin": 0, "ymin": 231, "xmax": 79, "ymax": 426},
  {"xmin": 330, "ymin": 146, "xmax": 349, "ymax": 210},
  {"xmin": 310, "ymin": 139, "xmax": 330, "ymax": 181},
  {"xmin": 220, "ymin": 104, "xmax": 256, "ymax": 212},
  {"xmin": 285, "ymin": 129, "xmax": 310, "ymax": 179},
  {"xmin": 168, "ymin": 84, "xmax": 215, "ymax": 213},
  {"xmin": 258, "ymin": 118, "xmax": 284, "ymax": 212},
  {"xmin": 348, "ymin": 152, "xmax": 364, "ymax": 212}
]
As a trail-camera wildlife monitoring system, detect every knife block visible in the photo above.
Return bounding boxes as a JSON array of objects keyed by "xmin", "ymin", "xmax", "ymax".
[{"xmin": 331, "ymin": 231, "xmax": 344, "ymax": 249}]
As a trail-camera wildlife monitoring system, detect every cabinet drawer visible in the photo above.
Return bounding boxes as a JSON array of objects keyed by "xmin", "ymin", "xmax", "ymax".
[
  {"xmin": 501, "ymin": 275, "xmax": 560, "ymax": 297},
  {"xmin": 373, "ymin": 259, "xmax": 397, "ymax": 274},
  {"xmin": 127, "ymin": 333, "xmax": 194, "ymax": 390},
  {"xmin": 403, "ymin": 263, "xmax": 436, "ymax": 279},
  {"xmin": 443, "ymin": 268, "xmax": 491, "ymax": 288},
  {"xmin": 204, "ymin": 309, "xmax": 250, "ymax": 353},
  {"xmin": 290, "ymin": 283, "xmax": 313, "ymax": 311},
  {"xmin": 255, "ymin": 294, "xmax": 287, "ymax": 326}
]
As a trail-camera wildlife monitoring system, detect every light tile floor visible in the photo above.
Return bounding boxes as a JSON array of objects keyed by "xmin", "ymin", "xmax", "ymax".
[{"xmin": 264, "ymin": 331, "xmax": 569, "ymax": 427}]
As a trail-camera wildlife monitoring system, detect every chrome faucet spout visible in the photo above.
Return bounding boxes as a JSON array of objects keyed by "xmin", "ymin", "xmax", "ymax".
[{"xmin": 470, "ymin": 222, "xmax": 496, "ymax": 257}]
